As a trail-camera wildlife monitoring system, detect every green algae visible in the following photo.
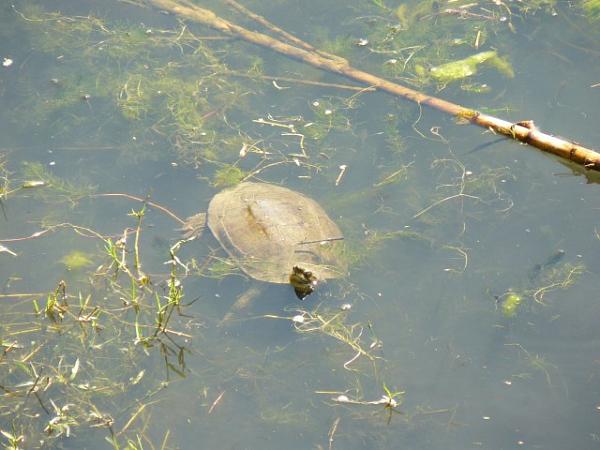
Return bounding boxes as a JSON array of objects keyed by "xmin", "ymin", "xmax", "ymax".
[
  {"xmin": 59, "ymin": 250, "xmax": 94, "ymax": 270},
  {"xmin": 212, "ymin": 165, "xmax": 247, "ymax": 188},
  {"xmin": 501, "ymin": 292, "xmax": 522, "ymax": 318},
  {"xmin": 427, "ymin": 51, "xmax": 514, "ymax": 84},
  {"xmin": 583, "ymin": 0, "xmax": 600, "ymax": 21}
]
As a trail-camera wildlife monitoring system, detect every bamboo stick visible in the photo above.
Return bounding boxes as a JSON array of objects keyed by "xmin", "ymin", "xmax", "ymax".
[{"xmin": 147, "ymin": 0, "xmax": 600, "ymax": 171}]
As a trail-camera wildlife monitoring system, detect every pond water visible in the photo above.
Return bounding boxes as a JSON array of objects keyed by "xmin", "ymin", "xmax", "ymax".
[{"xmin": 1, "ymin": 1, "xmax": 599, "ymax": 449}]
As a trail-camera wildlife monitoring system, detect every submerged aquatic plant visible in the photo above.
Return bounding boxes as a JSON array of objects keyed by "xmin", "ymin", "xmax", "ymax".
[
  {"xmin": 0, "ymin": 212, "xmax": 190, "ymax": 447},
  {"xmin": 9, "ymin": 6, "xmax": 254, "ymax": 171},
  {"xmin": 211, "ymin": 165, "xmax": 247, "ymax": 188},
  {"xmin": 583, "ymin": 0, "xmax": 600, "ymax": 21},
  {"xmin": 20, "ymin": 161, "xmax": 96, "ymax": 204}
]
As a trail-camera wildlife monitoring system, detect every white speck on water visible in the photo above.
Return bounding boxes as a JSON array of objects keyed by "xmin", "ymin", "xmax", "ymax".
[
  {"xmin": 49, "ymin": 161, "xmax": 56, "ymax": 166},
  {"xmin": 2, "ymin": 58, "xmax": 13, "ymax": 67},
  {"xmin": 292, "ymin": 314, "xmax": 305, "ymax": 324}
]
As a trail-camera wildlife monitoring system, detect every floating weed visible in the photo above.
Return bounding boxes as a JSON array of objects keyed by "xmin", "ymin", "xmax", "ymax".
[
  {"xmin": 265, "ymin": 305, "xmax": 382, "ymax": 371},
  {"xmin": 319, "ymin": 382, "xmax": 405, "ymax": 424},
  {"xmin": 413, "ymin": 159, "xmax": 514, "ymax": 222},
  {"xmin": 507, "ymin": 343, "xmax": 557, "ymax": 386},
  {"xmin": 0, "ymin": 213, "xmax": 191, "ymax": 446},
  {"xmin": 529, "ymin": 262, "xmax": 585, "ymax": 305}
]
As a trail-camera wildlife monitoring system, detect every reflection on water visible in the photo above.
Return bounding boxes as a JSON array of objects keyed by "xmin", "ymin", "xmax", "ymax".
[{"xmin": 1, "ymin": 1, "xmax": 599, "ymax": 449}]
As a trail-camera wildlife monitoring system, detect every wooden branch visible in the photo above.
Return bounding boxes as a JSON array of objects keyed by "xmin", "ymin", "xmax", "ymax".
[
  {"xmin": 223, "ymin": 0, "xmax": 346, "ymax": 64},
  {"xmin": 147, "ymin": 0, "xmax": 600, "ymax": 171}
]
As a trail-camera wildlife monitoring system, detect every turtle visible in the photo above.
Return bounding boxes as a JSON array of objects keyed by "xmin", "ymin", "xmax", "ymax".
[{"xmin": 183, "ymin": 181, "xmax": 346, "ymax": 303}]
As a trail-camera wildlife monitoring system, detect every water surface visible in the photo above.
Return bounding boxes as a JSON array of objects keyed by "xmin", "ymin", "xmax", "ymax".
[{"xmin": 1, "ymin": 1, "xmax": 599, "ymax": 449}]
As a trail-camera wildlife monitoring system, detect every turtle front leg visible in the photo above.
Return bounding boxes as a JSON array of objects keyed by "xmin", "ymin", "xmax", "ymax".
[{"xmin": 180, "ymin": 212, "xmax": 207, "ymax": 239}]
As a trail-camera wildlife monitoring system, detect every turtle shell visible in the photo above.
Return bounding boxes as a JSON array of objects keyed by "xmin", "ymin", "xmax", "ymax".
[{"xmin": 207, "ymin": 182, "xmax": 345, "ymax": 283}]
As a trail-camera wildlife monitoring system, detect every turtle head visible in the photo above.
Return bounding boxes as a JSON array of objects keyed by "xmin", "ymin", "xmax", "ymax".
[{"xmin": 290, "ymin": 266, "xmax": 318, "ymax": 299}]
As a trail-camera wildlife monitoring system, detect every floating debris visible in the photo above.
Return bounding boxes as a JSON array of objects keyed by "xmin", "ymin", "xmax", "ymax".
[
  {"xmin": 0, "ymin": 244, "xmax": 17, "ymax": 256},
  {"xmin": 292, "ymin": 314, "xmax": 305, "ymax": 324}
]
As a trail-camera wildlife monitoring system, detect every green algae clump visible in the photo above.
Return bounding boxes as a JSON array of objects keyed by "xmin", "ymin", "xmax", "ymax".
[
  {"xmin": 429, "ymin": 51, "xmax": 514, "ymax": 84},
  {"xmin": 501, "ymin": 292, "xmax": 522, "ymax": 318},
  {"xmin": 60, "ymin": 250, "xmax": 94, "ymax": 270}
]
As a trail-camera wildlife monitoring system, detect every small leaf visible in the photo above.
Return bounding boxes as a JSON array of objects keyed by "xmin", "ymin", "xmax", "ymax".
[
  {"xmin": 70, "ymin": 358, "xmax": 80, "ymax": 381},
  {"xmin": 130, "ymin": 370, "xmax": 145, "ymax": 385},
  {"xmin": 1, "ymin": 430, "xmax": 16, "ymax": 440}
]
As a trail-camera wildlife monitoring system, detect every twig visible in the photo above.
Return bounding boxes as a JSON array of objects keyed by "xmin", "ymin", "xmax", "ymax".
[
  {"xmin": 328, "ymin": 417, "xmax": 341, "ymax": 450},
  {"xmin": 222, "ymin": 0, "xmax": 346, "ymax": 64},
  {"xmin": 228, "ymin": 71, "xmax": 376, "ymax": 91},
  {"xmin": 208, "ymin": 390, "xmax": 225, "ymax": 414},
  {"xmin": 92, "ymin": 193, "xmax": 185, "ymax": 225}
]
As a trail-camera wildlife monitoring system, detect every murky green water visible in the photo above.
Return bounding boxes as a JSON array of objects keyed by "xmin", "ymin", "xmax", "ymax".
[{"xmin": 1, "ymin": 1, "xmax": 599, "ymax": 449}]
